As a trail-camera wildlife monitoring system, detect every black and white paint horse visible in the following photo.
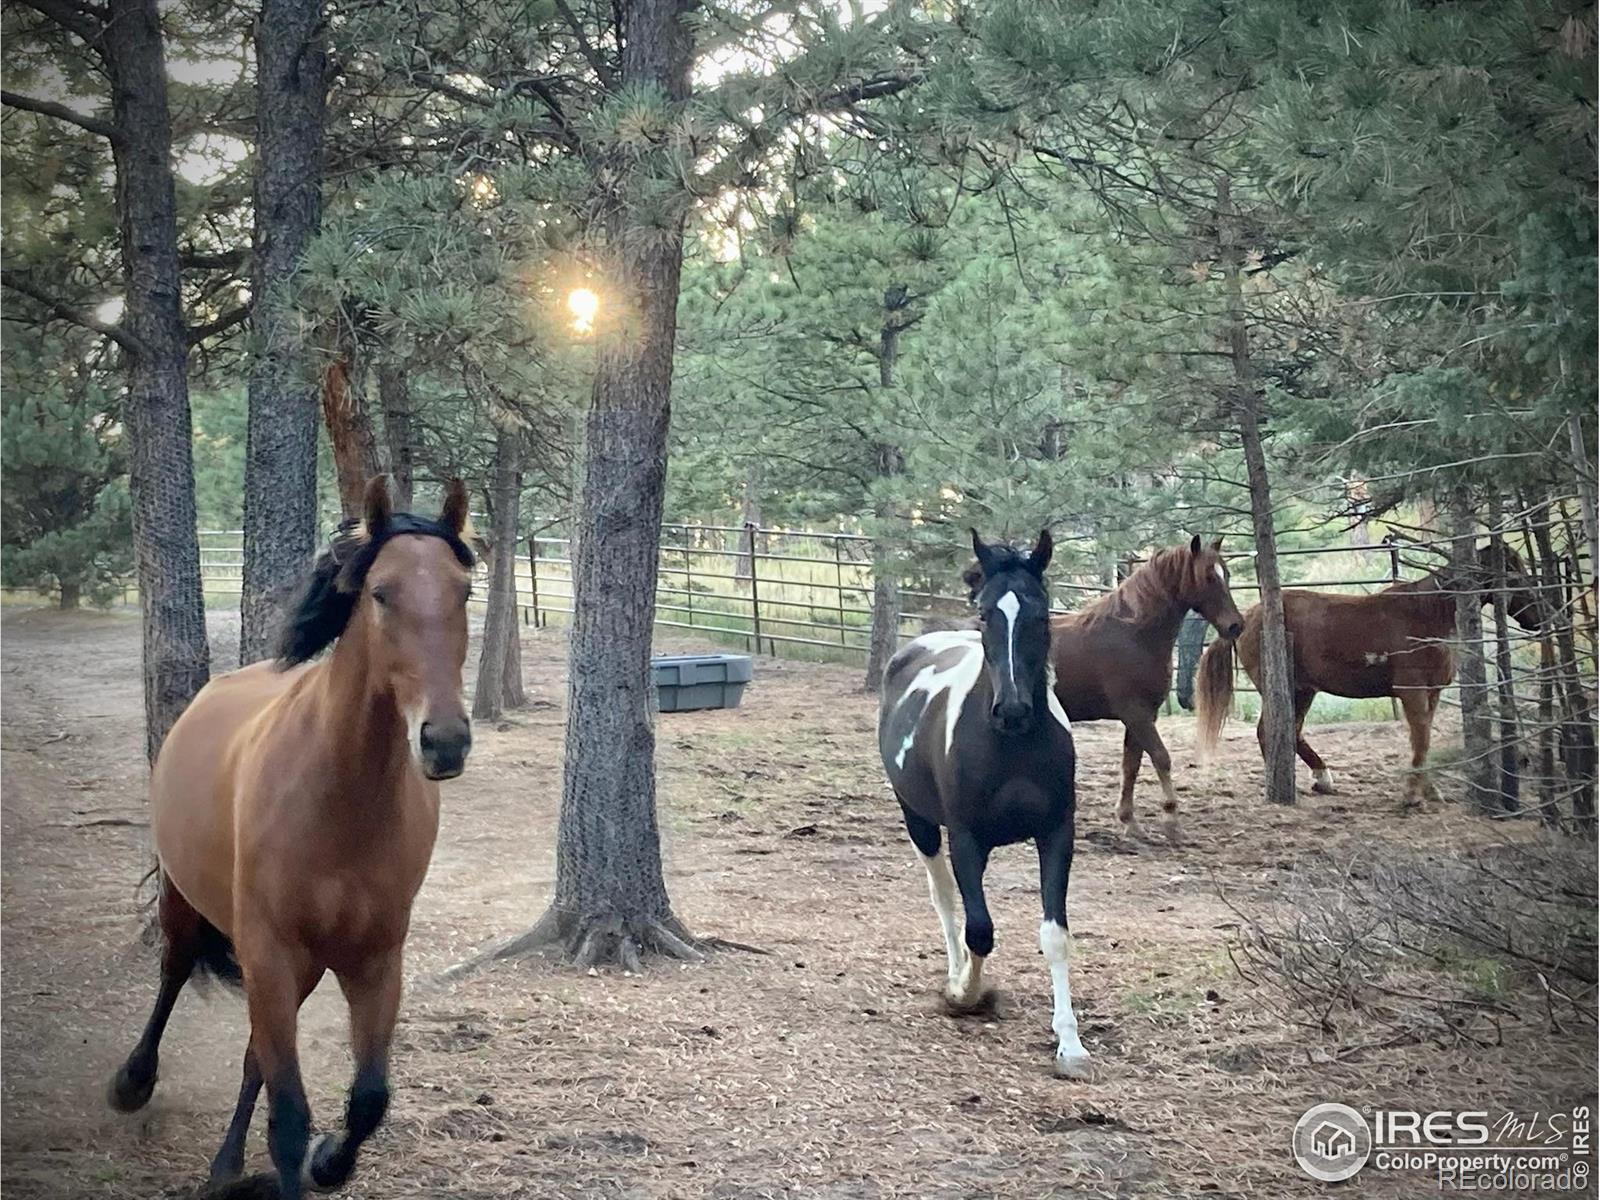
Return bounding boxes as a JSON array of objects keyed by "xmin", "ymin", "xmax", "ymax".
[{"xmin": 878, "ymin": 529, "xmax": 1091, "ymax": 1079}]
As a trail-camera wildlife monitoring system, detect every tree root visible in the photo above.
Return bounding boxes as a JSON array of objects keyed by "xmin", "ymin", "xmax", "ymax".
[{"xmin": 491, "ymin": 906, "xmax": 707, "ymax": 971}]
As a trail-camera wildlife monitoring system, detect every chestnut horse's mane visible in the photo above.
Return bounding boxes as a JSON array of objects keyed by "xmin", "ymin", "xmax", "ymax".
[
  {"xmin": 1075, "ymin": 546, "xmax": 1195, "ymax": 626},
  {"xmin": 276, "ymin": 514, "xmax": 476, "ymax": 669}
]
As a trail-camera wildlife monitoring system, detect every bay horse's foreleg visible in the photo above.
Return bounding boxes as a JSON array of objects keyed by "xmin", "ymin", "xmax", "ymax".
[
  {"xmin": 208, "ymin": 1040, "xmax": 262, "ymax": 1183},
  {"xmin": 900, "ymin": 803, "xmax": 965, "ymax": 994},
  {"xmin": 307, "ymin": 949, "xmax": 404, "ymax": 1190},
  {"xmin": 943, "ymin": 825, "xmax": 994, "ymax": 1012},
  {"xmin": 1127, "ymin": 718, "xmax": 1182, "ymax": 844},
  {"xmin": 107, "ymin": 872, "xmax": 200, "ymax": 1112},
  {"xmin": 1116, "ymin": 730, "xmax": 1147, "ymax": 841},
  {"xmin": 1294, "ymin": 690, "xmax": 1336, "ymax": 794},
  {"xmin": 1397, "ymin": 686, "xmax": 1440, "ymax": 805},
  {"xmin": 1036, "ymin": 820, "xmax": 1090, "ymax": 1080},
  {"xmin": 242, "ymin": 942, "xmax": 323, "ymax": 1200}
]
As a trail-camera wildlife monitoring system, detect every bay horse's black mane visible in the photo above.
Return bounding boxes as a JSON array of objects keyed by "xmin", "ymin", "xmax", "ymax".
[{"xmin": 276, "ymin": 513, "xmax": 476, "ymax": 668}]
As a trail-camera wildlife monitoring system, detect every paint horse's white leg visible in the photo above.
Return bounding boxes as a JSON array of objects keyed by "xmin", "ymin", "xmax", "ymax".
[
  {"xmin": 1311, "ymin": 766, "xmax": 1337, "ymax": 795},
  {"xmin": 1040, "ymin": 920, "xmax": 1091, "ymax": 1079},
  {"xmin": 919, "ymin": 850, "xmax": 966, "ymax": 991}
]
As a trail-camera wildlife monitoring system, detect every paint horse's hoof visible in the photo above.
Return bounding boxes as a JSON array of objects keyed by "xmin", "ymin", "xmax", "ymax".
[
  {"xmin": 1053, "ymin": 1049, "xmax": 1094, "ymax": 1081},
  {"xmin": 304, "ymin": 1133, "xmax": 347, "ymax": 1192},
  {"xmin": 106, "ymin": 1058, "xmax": 157, "ymax": 1113},
  {"xmin": 942, "ymin": 983, "xmax": 998, "ymax": 1017}
]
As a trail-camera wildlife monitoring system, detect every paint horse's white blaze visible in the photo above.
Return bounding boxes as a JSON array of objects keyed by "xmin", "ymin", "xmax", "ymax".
[
  {"xmin": 1040, "ymin": 920, "xmax": 1091, "ymax": 1078},
  {"xmin": 891, "ymin": 630, "xmax": 984, "ymax": 768},
  {"xmin": 996, "ymin": 590, "xmax": 1020, "ymax": 692}
]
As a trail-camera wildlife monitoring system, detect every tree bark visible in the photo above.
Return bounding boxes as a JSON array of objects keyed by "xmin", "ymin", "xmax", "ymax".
[
  {"xmin": 1451, "ymin": 499, "xmax": 1496, "ymax": 813},
  {"xmin": 500, "ymin": 0, "xmax": 699, "ymax": 970},
  {"xmin": 734, "ymin": 466, "xmax": 762, "ymax": 581},
  {"xmin": 104, "ymin": 0, "xmax": 211, "ymax": 759},
  {"xmin": 321, "ymin": 356, "xmax": 384, "ymax": 516},
  {"xmin": 59, "ymin": 580, "xmax": 82, "ymax": 610},
  {"xmin": 1219, "ymin": 175, "xmax": 1294, "ymax": 805},
  {"xmin": 239, "ymin": 0, "xmax": 327, "ymax": 664},
  {"xmin": 1487, "ymin": 532, "xmax": 1520, "ymax": 811},
  {"xmin": 1530, "ymin": 508, "xmax": 1597, "ymax": 828},
  {"xmin": 473, "ymin": 427, "xmax": 526, "ymax": 720},
  {"xmin": 378, "ymin": 359, "xmax": 415, "ymax": 510},
  {"xmin": 864, "ymin": 284, "xmax": 909, "ymax": 692}
]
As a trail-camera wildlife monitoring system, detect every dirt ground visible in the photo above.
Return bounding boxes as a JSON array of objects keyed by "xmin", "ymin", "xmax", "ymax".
[{"xmin": 1, "ymin": 607, "xmax": 1594, "ymax": 1199}]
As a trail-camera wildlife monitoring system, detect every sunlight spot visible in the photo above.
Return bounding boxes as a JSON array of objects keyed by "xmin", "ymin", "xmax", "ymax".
[{"xmin": 568, "ymin": 287, "xmax": 600, "ymax": 334}]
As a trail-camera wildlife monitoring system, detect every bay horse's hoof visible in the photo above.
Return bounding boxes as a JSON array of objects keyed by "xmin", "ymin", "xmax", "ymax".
[
  {"xmin": 107, "ymin": 1059, "xmax": 157, "ymax": 1112},
  {"xmin": 304, "ymin": 1133, "xmax": 346, "ymax": 1192},
  {"xmin": 1053, "ymin": 1050, "xmax": 1094, "ymax": 1081},
  {"xmin": 1311, "ymin": 770, "xmax": 1338, "ymax": 796}
]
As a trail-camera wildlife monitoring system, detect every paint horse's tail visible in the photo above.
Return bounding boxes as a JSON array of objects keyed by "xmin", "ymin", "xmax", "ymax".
[{"xmin": 1193, "ymin": 635, "xmax": 1236, "ymax": 760}]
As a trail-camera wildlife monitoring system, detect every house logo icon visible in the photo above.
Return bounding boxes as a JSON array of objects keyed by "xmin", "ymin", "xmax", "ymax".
[{"xmin": 1293, "ymin": 1103, "xmax": 1372, "ymax": 1182}]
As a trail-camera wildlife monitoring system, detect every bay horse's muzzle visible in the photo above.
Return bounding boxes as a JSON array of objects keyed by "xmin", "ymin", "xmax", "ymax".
[
  {"xmin": 1222, "ymin": 619, "xmax": 1244, "ymax": 640},
  {"xmin": 419, "ymin": 719, "xmax": 472, "ymax": 780}
]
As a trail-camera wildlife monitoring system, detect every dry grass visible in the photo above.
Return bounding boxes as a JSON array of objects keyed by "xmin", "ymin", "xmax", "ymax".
[{"xmin": 1, "ymin": 607, "xmax": 1594, "ymax": 1199}]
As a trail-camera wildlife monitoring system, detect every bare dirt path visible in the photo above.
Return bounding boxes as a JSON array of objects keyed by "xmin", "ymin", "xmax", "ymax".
[{"xmin": 1, "ymin": 608, "xmax": 1591, "ymax": 1199}]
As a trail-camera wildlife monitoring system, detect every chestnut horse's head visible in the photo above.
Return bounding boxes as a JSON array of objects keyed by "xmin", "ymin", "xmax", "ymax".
[
  {"xmin": 1177, "ymin": 535, "xmax": 1245, "ymax": 641},
  {"xmin": 278, "ymin": 477, "xmax": 478, "ymax": 780},
  {"xmin": 1476, "ymin": 542, "xmax": 1544, "ymax": 632}
]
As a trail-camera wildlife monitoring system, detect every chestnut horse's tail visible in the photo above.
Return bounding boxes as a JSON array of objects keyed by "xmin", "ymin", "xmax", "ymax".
[{"xmin": 1194, "ymin": 635, "xmax": 1236, "ymax": 759}]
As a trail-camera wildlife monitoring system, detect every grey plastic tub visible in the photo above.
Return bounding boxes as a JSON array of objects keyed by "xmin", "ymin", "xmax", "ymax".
[{"xmin": 651, "ymin": 653, "xmax": 753, "ymax": 713}]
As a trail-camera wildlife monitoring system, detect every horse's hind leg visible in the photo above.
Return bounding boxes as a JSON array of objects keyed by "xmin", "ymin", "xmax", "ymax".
[
  {"xmin": 1036, "ymin": 818, "xmax": 1090, "ymax": 1079},
  {"xmin": 108, "ymin": 871, "xmax": 199, "ymax": 1112},
  {"xmin": 308, "ymin": 950, "xmax": 403, "ymax": 1190},
  {"xmin": 900, "ymin": 802, "xmax": 965, "ymax": 997},
  {"xmin": 1397, "ymin": 686, "xmax": 1439, "ymax": 805},
  {"xmin": 208, "ymin": 1039, "xmax": 262, "ymax": 1183},
  {"xmin": 944, "ymin": 825, "xmax": 995, "ymax": 1012},
  {"xmin": 1293, "ymin": 690, "xmax": 1336, "ymax": 794}
]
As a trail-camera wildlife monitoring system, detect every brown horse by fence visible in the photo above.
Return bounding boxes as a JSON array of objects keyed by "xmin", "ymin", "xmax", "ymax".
[
  {"xmin": 107, "ymin": 478, "xmax": 476, "ymax": 1198},
  {"xmin": 1044, "ymin": 537, "xmax": 1245, "ymax": 843},
  {"xmin": 1194, "ymin": 546, "xmax": 1542, "ymax": 803}
]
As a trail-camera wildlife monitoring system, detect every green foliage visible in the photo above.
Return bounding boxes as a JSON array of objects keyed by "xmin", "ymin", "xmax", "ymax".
[{"xmin": 0, "ymin": 333, "xmax": 132, "ymax": 606}]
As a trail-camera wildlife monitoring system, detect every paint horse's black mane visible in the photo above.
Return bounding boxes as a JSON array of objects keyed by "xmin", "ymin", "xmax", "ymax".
[{"xmin": 276, "ymin": 513, "xmax": 476, "ymax": 669}]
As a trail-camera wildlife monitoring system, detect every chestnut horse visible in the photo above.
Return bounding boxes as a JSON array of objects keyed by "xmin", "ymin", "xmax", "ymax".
[
  {"xmin": 1194, "ymin": 546, "xmax": 1541, "ymax": 803},
  {"xmin": 1043, "ymin": 537, "xmax": 1245, "ymax": 843},
  {"xmin": 107, "ymin": 478, "xmax": 476, "ymax": 1198}
]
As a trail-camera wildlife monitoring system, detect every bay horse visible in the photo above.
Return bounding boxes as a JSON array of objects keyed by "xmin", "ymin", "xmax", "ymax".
[
  {"xmin": 107, "ymin": 477, "xmax": 476, "ymax": 1198},
  {"xmin": 1040, "ymin": 537, "xmax": 1245, "ymax": 843},
  {"xmin": 881, "ymin": 529, "xmax": 1093, "ymax": 1079},
  {"xmin": 1194, "ymin": 545, "xmax": 1541, "ymax": 803}
]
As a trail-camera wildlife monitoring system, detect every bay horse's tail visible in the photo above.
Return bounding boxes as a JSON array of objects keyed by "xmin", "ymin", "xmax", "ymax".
[
  {"xmin": 1194, "ymin": 635, "xmax": 1236, "ymax": 759},
  {"xmin": 145, "ymin": 867, "xmax": 243, "ymax": 987}
]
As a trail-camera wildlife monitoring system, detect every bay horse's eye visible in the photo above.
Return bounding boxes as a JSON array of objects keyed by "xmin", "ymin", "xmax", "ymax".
[{"xmin": 372, "ymin": 587, "xmax": 390, "ymax": 608}]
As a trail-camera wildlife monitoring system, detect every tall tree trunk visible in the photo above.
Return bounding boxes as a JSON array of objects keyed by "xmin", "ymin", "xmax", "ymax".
[
  {"xmin": 1488, "ymin": 532, "xmax": 1520, "ymax": 811},
  {"xmin": 378, "ymin": 359, "xmax": 415, "ymax": 510},
  {"xmin": 1219, "ymin": 175, "xmax": 1294, "ymax": 805},
  {"xmin": 239, "ymin": 0, "xmax": 327, "ymax": 664},
  {"xmin": 1451, "ymin": 499, "xmax": 1496, "ymax": 813},
  {"xmin": 1530, "ymin": 508, "xmax": 1597, "ymax": 828},
  {"xmin": 865, "ymin": 284, "xmax": 909, "ymax": 692},
  {"xmin": 499, "ymin": 0, "xmax": 698, "ymax": 970},
  {"xmin": 321, "ymin": 356, "xmax": 384, "ymax": 516},
  {"xmin": 1567, "ymin": 411, "xmax": 1598, "ymax": 586},
  {"xmin": 105, "ymin": 0, "xmax": 211, "ymax": 759},
  {"xmin": 59, "ymin": 581, "xmax": 82, "ymax": 610},
  {"xmin": 473, "ymin": 427, "xmax": 526, "ymax": 720},
  {"xmin": 734, "ymin": 466, "xmax": 762, "ymax": 581}
]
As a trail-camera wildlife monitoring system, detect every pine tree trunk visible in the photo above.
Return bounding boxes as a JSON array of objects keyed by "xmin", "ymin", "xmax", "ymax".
[
  {"xmin": 1530, "ymin": 508, "xmax": 1597, "ymax": 828},
  {"xmin": 499, "ymin": 0, "xmax": 698, "ymax": 970},
  {"xmin": 105, "ymin": 0, "xmax": 211, "ymax": 760},
  {"xmin": 1488, "ymin": 532, "xmax": 1520, "ymax": 811},
  {"xmin": 1451, "ymin": 499, "xmax": 1496, "ymax": 812},
  {"xmin": 1219, "ymin": 175, "xmax": 1294, "ymax": 805},
  {"xmin": 58, "ymin": 581, "xmax": 82, "ymax": 610},
  {"xmin": 378, "ymin": 360, "xmax": 414, "ymax": 510},
  {"xmin": 473, "ymin": 428, "xmax": 525, "ymax": 720},
  {"xmin": 239, "ymin": 0, "xmax": 327, "ymax": 664},
  {"xmin": 864, "ymin": 288, "xmax": 907, "ymax": 692},
  {"xmin": 734, "ymin": 467, "xmax": 762, "ymax": 581},
  {"xmin": 321, "ymin": 356, "xmax": 384, "ymax": 517}
]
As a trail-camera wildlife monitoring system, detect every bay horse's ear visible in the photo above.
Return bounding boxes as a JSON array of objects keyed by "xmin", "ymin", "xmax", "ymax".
[
  {"xmin": 1189, "ymin": 533, "xmax": 1203, "ymax": 556},
  {"xmin": 1212, "ymin": 536, "xmax": 1224, "ymax": 552},
  {"xmin": 440, "ymin": 478, "xmax": 470, "ymax": 535},
  {"xmin": 363, "ymin": 475, "xmax": 393, "ymax": 534},
  {"xmin": 1027, "ymin": 528, "xmax": 1054, "ymax": 575}
]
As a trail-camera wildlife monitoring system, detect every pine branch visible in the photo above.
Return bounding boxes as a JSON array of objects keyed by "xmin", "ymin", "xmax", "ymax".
[
  {"xmin": 1, "ymin": 269, "xmax": 142, "ymax": 355},
  {"xmin": 178, "ymin": 247, "xmax": 246, "ymax": 272},
  {"xmin": 0, "ymin": 89, "xmax": 119, "ymax": 142},
  {"xmin": 553, "ymin": 0, "xmax": 616, "ymax": 90},
  {"xmin": 186, "ymin": 305, "xmax": 249, "ymax": 346},
  {"xmin": 12, "ymin": 0, "xmax": 104, "ymax": 49}
]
